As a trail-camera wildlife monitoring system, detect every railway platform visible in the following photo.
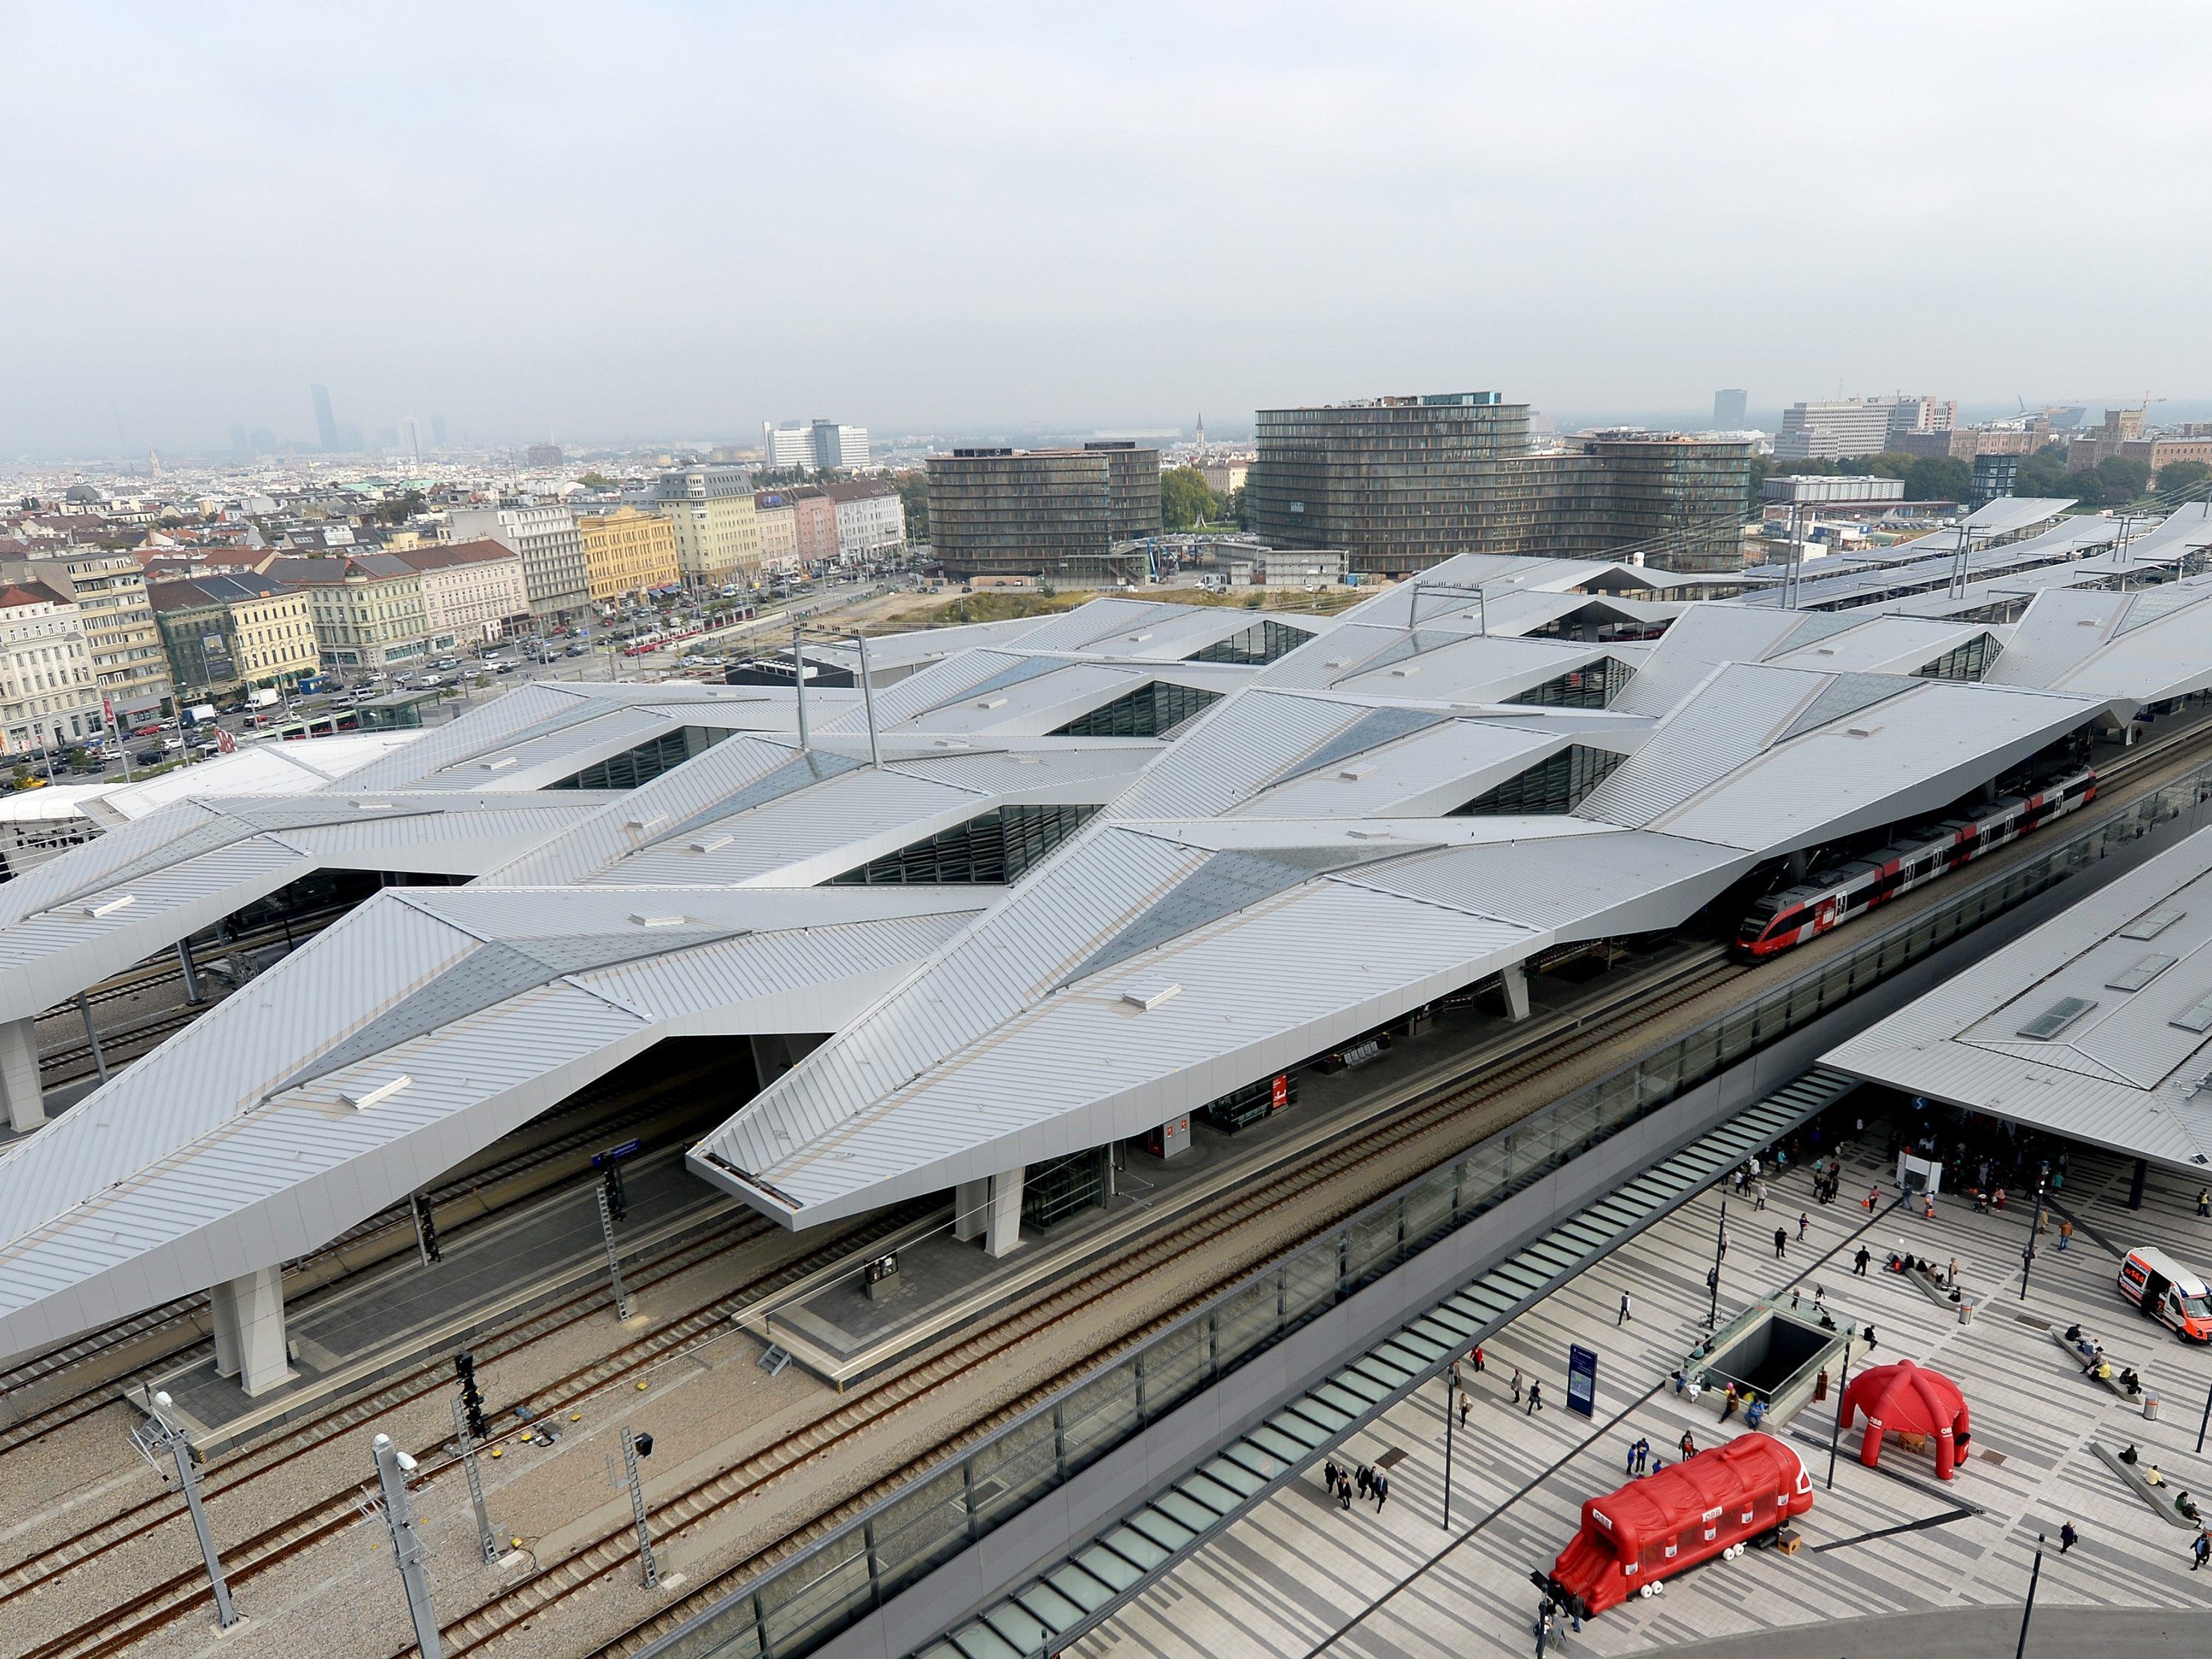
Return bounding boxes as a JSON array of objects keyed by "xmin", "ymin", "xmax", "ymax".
[
  {"xmin": 1061, "ymin": 1137, "xmax": 2212, "ymax": 1659},
  {"xmin": 146, "ymin": 1146, "xmax": 735, "ymax": 1456},
  {"xmin": 741, "ymin": 942, "xmax": 1713, "ymax": 1388}
]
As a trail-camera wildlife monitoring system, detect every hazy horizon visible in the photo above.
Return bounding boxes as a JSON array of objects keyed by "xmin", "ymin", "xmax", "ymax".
[{"xmin": 7, "ymin": 4, "xmax": 2211, "ymax": 460}]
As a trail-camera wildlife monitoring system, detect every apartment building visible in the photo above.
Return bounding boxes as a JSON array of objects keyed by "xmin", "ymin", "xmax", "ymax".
[
  {"xmin": 0, "ymin": 583, "xmax": 103, "ymax": 754},
  {"xmin": 149, "ymin": 575, "xmax": 318, "ymax": 696},
  {"xmin": 651, "ymin": 465, "xmax": 762, "ymax": 588},
  {"xmin": 927, "ymin": 443, "xmax": 1162, "ymax": 581},
  {"xmin": 793, "ymin": 490, "xmax": 838, "ymax": 566},
  {"xmin": 752, "ymin": 494, "xmax": 800, "ymax": 574},
  {"xmin": 264, "ymin": 554, "xmax": 442, "ymax": 673},
  {"xmin": 388, "ymin": 540, "xmax": 531, "ymax": 643},
  {"xmin": 445, "ymin": 503, "xmax": 591, "ymax": 627},
  {"xmin": 576, "ymin": 507, "xmax": 682, "ymax": 602},
  {"xmin": 0, "ymin": 549, "xmax": 172, "ymax": 721},
  {"xmin": 824, "ymin": 479, "xmax": 906, "ymax": 561}
]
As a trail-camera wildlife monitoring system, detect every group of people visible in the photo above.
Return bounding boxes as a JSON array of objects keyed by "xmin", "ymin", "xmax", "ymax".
[
  {"xmin": 1807, "ymin": 1155, "xmax": 1848, "ymax": 1207},
  {"xmin": 1319, "ymin": 1456, "xmax": 1391, "ymax": 1513}
]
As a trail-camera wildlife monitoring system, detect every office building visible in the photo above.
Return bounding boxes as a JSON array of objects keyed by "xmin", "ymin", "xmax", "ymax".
[
  {"xmin": 1249, "ymin": 396, "xmax": 1753, "ymax": 574},
  {"xmin": 1198, "ymin": 460, "xmax": 1249, "ymax": 496},
  {"xmin": 265, "ymin": 554, "xmax": 441, "ymax": 672},
  {"xmin": 1712, "ymin": 389, "xmax": 1748, "ymax": 429},
  {"xmin": 1970, "ymin": 453, "xmax": 2019, "ymax": 509},
  {"xmin": 650, "ymin": 465, "xmax": 763, "ymax": 589},
  {"xmin": 445, "ymin": 504, "xmax": 591, "ymax": 627},
  {"xmin": 149, "ymin": 575, "xmax": 318, "ymax": 697},
  {"xmin": 576, "ymin": 506, "xmax": 682, "ymax": 602},
  {"xmin": 0, "ymin": 583, "xmax": 102, "ymax": 754},
  {"xmin": 525, "ymin": 443, "xmax": 563, "ymax": 470},
  {"xmin": 387, "ymin": 540, "xmax": 531, "ymax": 643},
  {"xmin": 763, "ymin": 421, "xmax": 813, "ymax": 470},
  {"xmin": 826, "ymin": 480, "xmax": 906, "ymax": 562},
  {"xmin": 1888, "ymin": 396, "xmax": 1957, "ymax": 437},
  {"xmin": 812, "ymin": 420, "xmax": 871, "ymax": 472},
  {"xmin": 753, "ymin": 494, "xmax": 800, "ymax": 573},
  {"xmin": 0, "ymin": 549, "xmax": 172, "ymax": 721},
  {"xmin": 927, "ymin": 443, "xmax": 1163, "ymax": 581},
  {"xmin": 1774, "ymin": 398, "xmax": 1899, "ymax": 460},
  {"xmin": 310, "ymin": 383, "xmax": 339, "ymax": 452}
]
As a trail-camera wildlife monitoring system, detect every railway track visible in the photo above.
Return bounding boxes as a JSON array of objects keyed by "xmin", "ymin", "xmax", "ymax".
[
  {"xmin": 6, "ymin": 1199, "xmax": 934, "ymax": 1659},
  {"xmin": 19, "ymin": 714, "xmax": 2212, "ymax": 1659},
  {"xmin": 0, "ymin": 1057, "xmax": 737, "ymax": 1456}
]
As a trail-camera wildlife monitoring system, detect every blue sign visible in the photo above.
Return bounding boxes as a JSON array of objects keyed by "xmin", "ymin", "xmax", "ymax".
[
  {"xmin": 592, "ymin": 1138, "xmax": 643, "ymax": 1167},
  {"xmin": 1566, "ymin": 1344, "xmax": 1598, "ymax": 1418}
]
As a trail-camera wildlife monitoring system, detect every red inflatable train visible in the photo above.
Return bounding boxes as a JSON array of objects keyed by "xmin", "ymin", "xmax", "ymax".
[{"xmin": 1542, "ymin": 1432, "xmax": 1814, "ymax": 1616}]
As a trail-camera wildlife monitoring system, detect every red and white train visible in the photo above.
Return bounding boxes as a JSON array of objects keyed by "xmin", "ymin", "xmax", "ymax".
[{"xmin": 1735, "ymin": 765, "xmax": 2097, "ymax": 960}]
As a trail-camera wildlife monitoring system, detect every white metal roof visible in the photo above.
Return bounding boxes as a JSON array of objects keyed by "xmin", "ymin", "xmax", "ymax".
[
  {"xmin": 1826, "ymin": 827, "xmax": 2212, "ymax": 1172},
  {"xmin": 1983, "ymin": 578, "xmax": 2212, "ymax": 710}
]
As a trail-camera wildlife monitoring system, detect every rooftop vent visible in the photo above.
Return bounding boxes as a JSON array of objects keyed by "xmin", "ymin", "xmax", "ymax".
[
  {"xmin": 1121, "ymin": 982, "xmax": 1181, "ymax": 1012},
  {"xmin": 625, "ymin": 814, "xmax": 667, "ymax": 833},
  {"xmin": 1845, "ymin": 725, "xmax": 1880, "ymax": 738},
  {"xmin": 2106, "ymin": 953, "xmax": 2178, "ymax": 992},
  {"xmin": 688, "ymin": 835, "xmax": 732, "ymax": 854},
  {"xmin": 81, "ymin": 895, "xmax": 135, "ymax": 919},
  {"xmin": 481, "ymin": 755, "xmax": 519, "ymax": 771},
  {"xmin": 1338, "ymin": 763, "xmax": 1377, "ymax": 781},
  {"xmin": 2119, "ymin": 907, "xmax": 2184, "ymax": 940},
  {"xmin": 340, "ymin": 1074, "xmax": 411, "ymax": 1111},
  {"xmin": 976, "ymin": 696, "xmax": 1009, "ymax": 709},
  {"xmin": 631, "ymin": 912, "xmax": 687, "ymax": 927},
  {"xmin": 2018, "ymin": 996, "xmax": 2096, "ymax": 1040}
]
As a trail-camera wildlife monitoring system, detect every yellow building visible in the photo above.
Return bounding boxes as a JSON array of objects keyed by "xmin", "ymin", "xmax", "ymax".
[
  {"xmin": 148, "ymin": 575, "xmax": 319, "ymax": 694},
  {"xmin": 577, "ymin": 506, "xmax": 682, "ymax": 602},
  {"xmin": 652, "ymin": 465, "xmax": 761, "ymax": 588}
]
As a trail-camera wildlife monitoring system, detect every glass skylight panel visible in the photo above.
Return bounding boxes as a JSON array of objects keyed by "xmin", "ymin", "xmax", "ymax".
[
  {"xmin": 2119, "ymin": 907, "xmax": 2184, "ymax": 941},
  {"xmin": 2172, "ymin": 993, "xmax": 2212, "ymax": 1035},
  {"xmin": 2105, "ymin": 953, "xmax": 2179, "ymax": 992},
  {"xmin": 2017, "ymin": 996, "xmax": 2096, "ymax": 1040}
]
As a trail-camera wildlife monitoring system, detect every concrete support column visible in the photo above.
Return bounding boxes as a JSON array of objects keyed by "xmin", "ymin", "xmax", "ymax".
[
  {"xmin": 1501, "ymin": 961, "xmax": 1531, "ymax": 1023},
  {"xmin": 2129, "ymin": 1157, "xmax": 2148, "ymax": 1211},
  {"xmin": 953, "ymin": 1179, "xmax": 989, "ymax": 1242},
  {"xmin": 984, "ymin": 1168, "xmax": 1025, "ymax": 1259},
  {"xmin": 0, "ymin": 1017, "xmax": 42, "ymax": 1132},
  {"xmin": 209, "ymin": 1266, "xmax": 291, "ymax": 1396}
]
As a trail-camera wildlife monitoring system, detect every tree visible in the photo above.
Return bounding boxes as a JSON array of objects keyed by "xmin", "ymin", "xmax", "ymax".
[
  {"xmin": 2015, "ymin": 443, "xmax": 2075, "ymax": 501},
  {"xmin": 895, "ymin": 472, "xmax": 930, "ymax": 541},
  {"xmin": 1160, "ymin": 466, "xmax": 1222, "ymax": 531},
  {"xmin": 2157, "ymin": 460, "xmax": 2211, "ymax": 498},
  {"xmin": 578, "ymin": 471, "xmax": 615, "ymax": 490},
  {"xmin": 1902, "ymin": 456, "xmax": 1971, "ymax": 504},
  {"xmin": 2093, "ymin": 454, "xmax": 2151, "ymax": 501}
]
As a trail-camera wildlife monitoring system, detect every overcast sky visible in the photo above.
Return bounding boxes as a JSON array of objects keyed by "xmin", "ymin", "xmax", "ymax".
[{"xmin": 7, "ymin": 4, "xmax": 2211, "ymax": 457}]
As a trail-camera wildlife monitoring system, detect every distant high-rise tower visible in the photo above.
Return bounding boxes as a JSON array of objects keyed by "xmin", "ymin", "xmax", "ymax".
[
  {"xmin": 431, "ymin": 413, "xmax": 448, "ymax": 449},
  {"xmin": 310, "ymin": 383, "xmax": 339, "ymax": 451},
  {"xmin": 229, "ymin": 424, "xmax": 250, "ymax": 455},
  {"xmin": 1712, "ymin": 389, "xmax": 1749, "ymax": 430}
]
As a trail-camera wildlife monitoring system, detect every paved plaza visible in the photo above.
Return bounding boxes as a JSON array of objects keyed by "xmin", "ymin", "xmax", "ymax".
[{"xmin": 1077, "ymin": 1126, "xmax": 2212, "ymax": 1658}]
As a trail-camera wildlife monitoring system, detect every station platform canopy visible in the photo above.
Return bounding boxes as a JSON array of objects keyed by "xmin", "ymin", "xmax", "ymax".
[{"xmin": 1826, "ymin": 827, "xmax": 2212, "ymax": 1172}]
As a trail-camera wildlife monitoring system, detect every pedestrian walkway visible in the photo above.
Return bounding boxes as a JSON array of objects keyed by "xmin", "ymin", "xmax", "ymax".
[{"xmin": 1069, "ymin": 1137, "xmax": 2212, "ymax": 1658}]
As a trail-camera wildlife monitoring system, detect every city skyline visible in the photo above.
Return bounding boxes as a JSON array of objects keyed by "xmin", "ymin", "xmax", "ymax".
[{"xmin": 7, "ymin": 5, "xmax": 2212, "ymax": 457}]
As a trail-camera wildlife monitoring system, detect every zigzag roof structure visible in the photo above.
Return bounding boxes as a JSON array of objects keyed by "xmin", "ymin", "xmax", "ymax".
[{"xmin": 3, "ymin": 565, "xmax": 2208, "ymax": 1373}]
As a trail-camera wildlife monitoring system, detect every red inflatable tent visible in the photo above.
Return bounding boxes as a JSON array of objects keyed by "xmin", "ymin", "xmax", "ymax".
[
  {"xmin": 1838, "ymin": 1359, "xmax": 1970, "ymax": 1480},
  {"xmin": 1546, "ymin": 1432, "xmax": 1813, "ymax": 1616}
]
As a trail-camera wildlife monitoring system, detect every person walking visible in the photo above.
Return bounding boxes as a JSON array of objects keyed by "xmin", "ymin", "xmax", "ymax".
[
  {"xmin": 1718, "ymin": 1226, "xmax": 1731, "ymax": 1260},
  {"xmin": 1854, "ymin": 1244, "xmax": 1872, "ymax": 1276},
  {"xmin": 1471, "ymin": 1343, "xmax": 1486, "ymax": 1374},
  {"xmin": 1618, "ymin": 1290, "xmax": 1633, "ymax": 1326},
  {"xmin": 1510, "ymin": 1366, "xmax": 1524, "ymax": 1406},
  {"xmin": 2060, "ymin": 1520, "xmax": 2078, "ymax": 1555},
  {"xmin": 1323, "ymin": 1457, "xmax": 1339, "ymax": 1495},
  {"xmin": 1374, "ymin": 1470, "xmax": 1390, "ymax": 1513},
  {"xmin": 1635, "ymin": 1437, "xmax": 1650, "ymax": 1474},
  {"xmin": 2193, "ymin": 1530, "xmax": 2210, "ymax": 1572},
  {"xmin": 2059, "ymin": 1218, "xmax": 2074, "ymax": 1252},
  {"xmin": 1356, "ymin": 1464, "xmax": 1372, "ymax": 1501},
  {"xmin": 1755, "ymin": 1179, "xmax": 1768, "ymax": 1212},
  {"xmin": 1339, "ymin": 1473, "xmax": 1353, "ymax": 1512},
  {"xmin": 1534, "ymin": 1607, "xmax": 1553, "ymax": 1658},
  {"xmin": 1460, "ymin": 1391, "xmax": 1472, "ymax": 1430},
  {"xmin": 1679, "ymin": 1429, "xmax": 1697, "ymax": 1460},
  {"xmin": 1798, "ymin": 1211, "xmax": 1811, "ymax": 1243},
  {"xmin": 2199, "ymin": 1187, "xmax": 2211, "ymax": 1219},
  {"xmin": 1865, "ymin": 1184, "xmax": 1879, "ymax": 1213},
  {"xmin": 1773, "ymin": 1226, "xmax": 1788, "ymax": 1261},
  {"xmin": 1527, "ymin": 1380, "xmax": 1545, "ymax": 1415}
]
